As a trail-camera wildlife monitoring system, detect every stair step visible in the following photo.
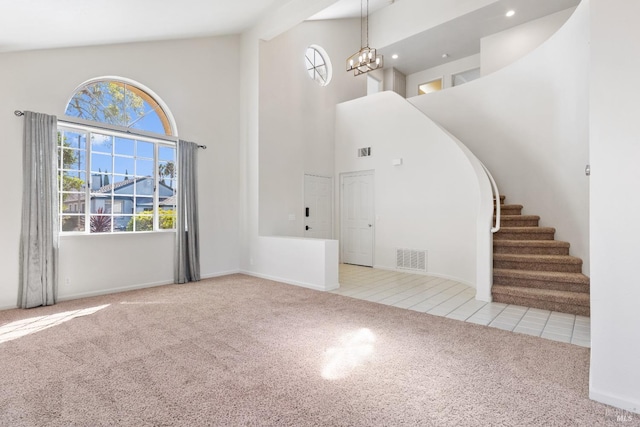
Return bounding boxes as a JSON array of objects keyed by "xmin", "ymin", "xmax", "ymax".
[
  {"xmin": 492, "ymin": 285, "xmax": 590, "ymax": 316},
  {"xmin": 495, "ymin": 204, "xmax": 523, "ymax": 215},
  {"xmin": 495, "ymin": 195, "xmax": 506, "ymax": 205},
  {"xmin": 493, "ymin": 269, "xmax": 589, "ymax": 293},
  {"xmin": 493, "ymin": 240, "xmax": 570, "ymax": 255},
  {"xmin": 494, "ymin": 253, "xmax": 583, "ymax": 273},
  {"xmin": 494, "ymin": 227, "xmax": 555, "ymax": 241},
  {"xmin": 496, "ymin": 215, "xmax": 540, "ymax": 227}
]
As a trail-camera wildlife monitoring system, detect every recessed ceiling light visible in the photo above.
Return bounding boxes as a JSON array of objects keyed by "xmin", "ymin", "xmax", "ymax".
[
  {"xmin": 392, "ymin": 54, "xmax": 399, "ymax": 59},
  {"xmin": 441, "ymin": 53, "xmax": 449, "ymax": 59},
  {"xmin": 506, "ymin": 10, "xmax": 515, "ymax": 17}
]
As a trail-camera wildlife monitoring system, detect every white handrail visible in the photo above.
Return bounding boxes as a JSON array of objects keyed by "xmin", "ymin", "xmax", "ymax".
[{"xmin": 480, "ymin": 163, "xmax": 500, "ymax": 233}]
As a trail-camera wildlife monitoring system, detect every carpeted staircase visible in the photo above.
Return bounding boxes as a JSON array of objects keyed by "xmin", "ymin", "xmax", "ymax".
[{"xmin": 492, "ymin": 195, "xmax": 590, "ymax": 316}]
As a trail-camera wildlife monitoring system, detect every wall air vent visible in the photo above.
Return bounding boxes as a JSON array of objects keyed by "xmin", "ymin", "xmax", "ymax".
[
  {"xmin": 357, "ymin": 147, "xmax": 372, "ymax": 157},
  {"xmin": 396, "ymin": 248, "xmax": 428, "ymax": 272}
]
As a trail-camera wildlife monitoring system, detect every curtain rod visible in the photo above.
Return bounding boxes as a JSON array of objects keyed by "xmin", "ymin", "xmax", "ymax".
[{"xmin": 14, "ymin": 110, "xmax": 207, "ymax": 149}]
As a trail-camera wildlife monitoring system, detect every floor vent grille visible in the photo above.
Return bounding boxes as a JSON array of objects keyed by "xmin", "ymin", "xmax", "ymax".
[{"xmin": 396, "ymin": 248, "xmax": 428, "ymax": 272}]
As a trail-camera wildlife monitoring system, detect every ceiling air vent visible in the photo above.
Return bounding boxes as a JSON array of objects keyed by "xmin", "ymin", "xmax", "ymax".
[{"xmin": 358, "ymin": 147, "xmax": 372, "ymax": 157}]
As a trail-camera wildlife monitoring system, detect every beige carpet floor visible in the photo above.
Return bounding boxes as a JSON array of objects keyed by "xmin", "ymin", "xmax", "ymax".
[{"xmin": 0, "ymin": 274, "xmax": 625, "ymax": 426}]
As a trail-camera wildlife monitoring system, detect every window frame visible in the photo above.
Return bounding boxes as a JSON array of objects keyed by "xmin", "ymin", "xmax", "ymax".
[
  {"xmin": 57, "ymin": 121, "xmax": 177, "ymax": 235},
  {"xmin": 305, "ymin": 45, "xmax": 333, "ymax": 87}
]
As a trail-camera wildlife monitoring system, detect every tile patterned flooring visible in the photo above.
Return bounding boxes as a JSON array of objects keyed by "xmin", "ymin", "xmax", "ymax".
[{"xmin": 333, "ymin": 264, "xmax": 591, "ymax": 348}]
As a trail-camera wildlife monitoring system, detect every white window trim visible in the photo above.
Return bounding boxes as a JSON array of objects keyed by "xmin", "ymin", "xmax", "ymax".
[{"xmin": 58, "ymin": 122, "xmax": 177, "ymax": 236}]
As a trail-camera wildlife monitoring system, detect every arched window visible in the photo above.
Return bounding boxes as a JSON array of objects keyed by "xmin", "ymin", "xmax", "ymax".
[
  {"xmin": 58, "ymin": 78, "xmax": 177, "ymax": 234},
  {"xmin": 65, "ymin": 78, "xmax": 175, "ymax": 136}
]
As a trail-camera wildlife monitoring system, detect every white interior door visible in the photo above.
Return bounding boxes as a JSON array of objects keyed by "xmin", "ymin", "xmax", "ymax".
[
  {"xmin": 304, "ymin": 174, "xmax": 332, "ymax": 239},
  {"xmin": 341, "ymin": 171, "xmax": 374, "ymax": 267}
]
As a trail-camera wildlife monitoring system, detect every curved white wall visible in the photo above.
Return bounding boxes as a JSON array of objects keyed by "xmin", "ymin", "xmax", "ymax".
[
  {"xmin": 410, "ymin": 3, "xmax": 590, "ymax": 273},
  {"xmin": 335, "ymin": 91, "xmax": 493, "ymax": 296}
]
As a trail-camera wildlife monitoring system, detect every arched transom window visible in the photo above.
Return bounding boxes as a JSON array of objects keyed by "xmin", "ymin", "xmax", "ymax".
[{"xmin": 65, "ymin": 79, "xmax": 174, "ymax": 136}]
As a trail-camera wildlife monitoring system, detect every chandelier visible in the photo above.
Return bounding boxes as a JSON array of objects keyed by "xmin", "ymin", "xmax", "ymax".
[{"xmin": 346, "ymin": 0, "xmax": 383, "ymax": 76}]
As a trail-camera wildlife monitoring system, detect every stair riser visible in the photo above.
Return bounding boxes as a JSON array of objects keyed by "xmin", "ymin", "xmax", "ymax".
[
  {"xmin": 494, "ymin": 260, "xmax": 582, "ymax": 273},
  {"xmin": 493, "ymin": 276, "xmax": 590, "ymax": 293},
  {"xmin": 494, "ymin": 232, "xmax": 555, "ymax": 241},
  {"xmin": 497, "ymin": 219, "xmax": 540, "ymax": 227},
  {"xmin": 491, "ymin": 293, "xmax": 590, "ymax": 316},
  {"xmin": 493, "ymin": 246, "xmax": 570, "ymax": 256},
  {"xmin": 496, "ymin": 208, "xmax": 523, "ymax": 215}
]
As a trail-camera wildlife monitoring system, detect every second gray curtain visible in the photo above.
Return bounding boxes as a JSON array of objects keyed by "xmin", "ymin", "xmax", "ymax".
[
  {"xmin": 175, "ymin": 140, "xmax": 201, "ymax": 283},
  {"xmin": 19, "ymin": 111, "xmax": 59, "ymax": 309}
]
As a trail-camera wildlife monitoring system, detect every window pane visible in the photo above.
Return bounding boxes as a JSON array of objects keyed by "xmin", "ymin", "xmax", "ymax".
[
  {"xmin": 136, "ymin": 159, "xmax": 154, "ymax": 177},
  {"xmin": 158, "ymin": 161, "xmax": 176, "ymax": 188},
  {"xmin": 115, "ymin": 137, "xmax": 135, "ymax": 156},
  {"xmin": 135, "ymin": 179, "xmax": 154, "ymax": 196},
  {"xmin": 91, "ymin": 134, "xmax": 113, "ymax": 153},
  {"xmin": 159, "ymin": 208, "xmax": 176, "ymax": 230},
  {"xmin": 61, "ymin": 131, "xmax": 87, "ymax": 150},
  {"xmin": 113, "ymin": 215, "xmax": 132, "ymax": 232},
  {"xmin": 137, "ymin": 141, "xmax": 154, "ymax": 158},
  {"xmin": 89, "ymin": 173, "xmax": 110, "ymax": 191},
  {"xmin": 91, "ymin": 152, "xmax": 112, "ymax": 174},
  {"xmin": 112, "ymin": 175, "xmax": 134, "ymax": 195},
  {"xmin": 61, "ymin": 193, "xmax": 85, "ymax": 213},
  {"xmin": 130, "ymin": 113, "xmax": 165, "ymax": 135},
  {"xmin": 158, "ymin": 146, "xmax": 175, "ymax": 162},
  {"xmin": 90, "ymin": 197, "xmax": 112, "ymax": 214},
  {"xmin": 90, "ymin": 214, "xmax": 112, "ymax": 233},
  {"xmin": 61, "ymin": 215, "xmax": 85, "ymax": 232},
  {"xmin": 61, "ymin": 148, "xmax": 86, "ymax": 171},
  {"xmin": 134, "ymin": 213, "xmax": 153, "ymax": 232},
  {"xmin": 114, "ymin": 156, "xmax": 135, "ymax": 175},
  {"xmin": 62, "ymin": 172, "xmax": 86, "ymax": 192}
]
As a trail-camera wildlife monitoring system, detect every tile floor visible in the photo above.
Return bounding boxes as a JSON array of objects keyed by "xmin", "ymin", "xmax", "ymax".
[{"xmin": 333, "ymin": 264, "xmax": 591, "ymax": 347}]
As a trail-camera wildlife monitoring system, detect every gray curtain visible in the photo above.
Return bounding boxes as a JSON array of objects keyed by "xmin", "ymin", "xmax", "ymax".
[
  {"xmin": 175, "ymin": 140, "xmax": 201, "ymax": 283},
  {"xmin": 19, "ymin": 111, "xmax": 59, "ymax": 308}
]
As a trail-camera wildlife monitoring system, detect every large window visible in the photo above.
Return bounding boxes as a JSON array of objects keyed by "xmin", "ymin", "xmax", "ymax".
[{"xmin": 60, "ymin": 78, "xmax": 177, "ymax": 234}]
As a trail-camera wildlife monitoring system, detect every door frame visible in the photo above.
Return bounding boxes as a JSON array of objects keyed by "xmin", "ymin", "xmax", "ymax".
[
  {"xmin": 339, "ymin": 170, "xmax": 375, "ymax": 266},
  {"xmin": 303, "ymin": 173, "xmax": 333, "ymax": 239}
]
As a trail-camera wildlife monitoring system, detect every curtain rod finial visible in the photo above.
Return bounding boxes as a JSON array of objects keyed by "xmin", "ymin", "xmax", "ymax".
[{"xmin": 14, "ymin": 110, "xmax": 24, "ymax": 116}]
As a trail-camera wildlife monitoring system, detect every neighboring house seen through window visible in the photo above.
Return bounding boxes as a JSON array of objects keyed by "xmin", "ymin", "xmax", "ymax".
[{"xmin": 59, "ymin": 78, "xmax": 177, "ymax": 234}]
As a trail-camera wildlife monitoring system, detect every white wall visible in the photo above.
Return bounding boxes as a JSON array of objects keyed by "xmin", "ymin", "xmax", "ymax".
[
  {"xmin": 406, "ymin": 54, "xmax": 480, "ymax": 98},
  {"xmin": 239, "ymin": 0, "xmax": 344, "ymax": 290},
  {"xmin": 481, "ymin": 7, "xmax": 576, "ymax": 76},
  {"xmin": 249, "ymin": 236, "xmax": 339, "ymax": 291},
  {"xmin": 410, "ymin": 3, "xmax": 590, "ymax": 274},
  {"xmin": 259, "ymin": 19, "xmax": 365, "ymax": 237},
  {"xmin": 0, "ymin": 36, "xmax": 241, "ymax": 307},
  {"xmin": 589, "ymin": 0, "xmax": 640, "ymax": 415},
  {"xmin": 335, "ymin": 91, "xmax": 493, "ymax": 292}
]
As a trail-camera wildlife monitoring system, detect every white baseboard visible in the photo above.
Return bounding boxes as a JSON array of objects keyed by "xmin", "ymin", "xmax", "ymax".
[
  {"xmin": 57, "ymin": 279, "xmax": 175, "ymax": 302},
  {"xmin": 590, "ymin": 389, "xmax": 640, "ymax": 416},
  {"xmin": 58, "ymin": 270, "xmax": 242, "ymax": 302},
  {"xmin": 201, "ymin": 270, "xmax": 241, "ymax": 279},
  {"xmin": 240, "ymin": 270, "xmax": 339, "ymax": 292}
]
